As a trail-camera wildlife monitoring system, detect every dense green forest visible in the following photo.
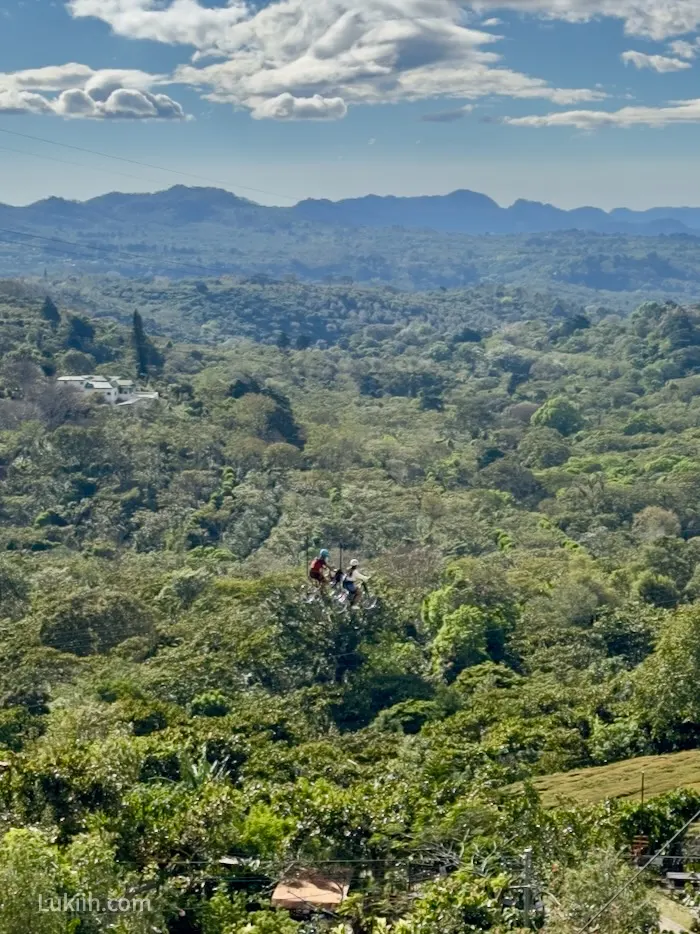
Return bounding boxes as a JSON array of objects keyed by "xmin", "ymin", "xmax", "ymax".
[
  {"xmin": 4, "ymin": 276, "xmax": 700, "ymax": 931},
  {"xmin": 7, "ymin": 194, "xmax": 700, "ymax": 297},
  {"xmin": 50, "ymin": 276, "xmax": 612, "ymax": 347}
]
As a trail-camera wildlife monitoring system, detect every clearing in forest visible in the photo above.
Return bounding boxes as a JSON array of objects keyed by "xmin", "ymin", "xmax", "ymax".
[{"xmin": 524, "ymin": 750, "xmax": 700, "ymax": 807}]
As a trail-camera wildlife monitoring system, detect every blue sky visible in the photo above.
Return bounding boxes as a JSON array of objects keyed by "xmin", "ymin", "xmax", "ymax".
[{"xmin": 3, "ymin": 0, "xmax": 700, "ymax": 208}]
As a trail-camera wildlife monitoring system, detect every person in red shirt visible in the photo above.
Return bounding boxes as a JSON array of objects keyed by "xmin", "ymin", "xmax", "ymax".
[{"xmin": 309, "ymin": 549, "xmax": 333, "ymax": 591}]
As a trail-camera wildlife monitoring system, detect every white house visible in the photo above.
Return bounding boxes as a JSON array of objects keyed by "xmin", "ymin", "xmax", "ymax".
[{"xmin": 57, "ymin": 375, "xmax": 159, "ymax": 406}]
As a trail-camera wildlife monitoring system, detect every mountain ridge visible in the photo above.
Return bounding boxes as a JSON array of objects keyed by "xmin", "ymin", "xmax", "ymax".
[
  {"xmin": 292, "ymin": 188, "xmax": 700, "ymax": 235},
  {"xmin": 3, "ymin": 185, "xmax": 700, "ymax": 236}
]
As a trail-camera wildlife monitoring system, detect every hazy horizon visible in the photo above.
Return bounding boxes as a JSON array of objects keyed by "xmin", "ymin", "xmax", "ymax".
[
  {"xmin": 5, "ymin": 163, "xmax": 700, "ymax": 214},
  {"xmin": 5, "ymin": 1, "xmax": 700, "ymax": 213}
]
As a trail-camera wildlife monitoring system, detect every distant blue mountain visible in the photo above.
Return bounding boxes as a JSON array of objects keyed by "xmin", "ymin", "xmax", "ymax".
[
  {"xmin": 2, "ymin": 185, "xmax": 700, "ymax": 237},
  {"xmin": 291, "ymin": 189, "xmax": 700, "ymax": 236}
]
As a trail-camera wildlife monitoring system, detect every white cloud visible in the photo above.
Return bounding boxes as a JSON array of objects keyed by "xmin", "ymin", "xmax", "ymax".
[
  {"xmin": 68, "ymin": 0, "xmax": 249, "ymax": 49},
  {"xmin": 668, "ymin": 38, "xmax": 700, "ymax": 58},
  {"xmin": 0, "ymin": 63, "xmax": 159, "ymax": 94},
  {"xmin": 55, "ymin": 88, "xmax": 98, "ymax": 117},
  {"xmin": 0, "ymin": 63, "xmax": 188, "ymax": 120},
  {"xmin": 68, "ymin": 0, "xmax": 603, "ymax": 120},
  {"xmin": 503, "ymin": 99, "xmax": 700, "ymax": 129},
  {"xmin": 471, "ymin": 1, "xmax": 700, "ymax": 41},
  {"xmin": 0, "ymin": 90, "xmax": 55, "ymax": 115},
  {"xmin": 71, "ymin": 0, "xmax": 700, "ymax": 44},
  {"xmin": 5, "ymin": 63, "xmax": 95, "ymax": 91},
  {"xmin": 621, "ymin": 49, "xmax": 692, "ymax": 71},
  {"xmin": 101, "ymin": 88, "xmax": 187, "ymax": 119},
  {"xmin": 251, "ymin": 92, "xmax": 347, "ymax": 120},
  {"xmin": 482, "ymin": 17, "xmax": 503, "ymax": 26}
]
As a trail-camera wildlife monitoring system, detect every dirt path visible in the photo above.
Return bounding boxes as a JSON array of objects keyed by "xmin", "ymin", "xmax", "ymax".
[{"xmin": 659, "ymin": 914, "xmax": 690, "ymax": 932}]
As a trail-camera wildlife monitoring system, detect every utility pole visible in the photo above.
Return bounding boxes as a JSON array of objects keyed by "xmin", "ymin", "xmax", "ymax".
[{"xmin": 523, "ymin": 847, "xmax": 533, "ymax": 929}]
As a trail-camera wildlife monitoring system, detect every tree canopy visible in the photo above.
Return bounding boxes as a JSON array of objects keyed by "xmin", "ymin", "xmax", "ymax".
[{"xmin": 0, "ymin": 280, "xmax": 699, "ymax": 929}]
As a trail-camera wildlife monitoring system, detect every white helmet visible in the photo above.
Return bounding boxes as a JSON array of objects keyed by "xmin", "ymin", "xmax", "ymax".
[{"xmin": 349, "ymin": 559, "xmax": 359, "ymax": 568}]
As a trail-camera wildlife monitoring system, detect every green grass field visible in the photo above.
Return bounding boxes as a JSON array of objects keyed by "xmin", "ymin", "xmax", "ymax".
[
  {"xmin": 521, "ymin": 750, "xmax": 700, "ymax": 807},
  {"xmin": 656, "ymin": 893, "xmax": 694, "ymax": 932}
]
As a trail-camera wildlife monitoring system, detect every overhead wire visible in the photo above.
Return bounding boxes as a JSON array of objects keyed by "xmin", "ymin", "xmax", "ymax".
[
  {"xmin": 575, "ymin": 807, "xmax": 700, "ymax": 933},
  {"xmin": 0, "ymin": 232, "xmax": 220, "ymax": 281},
  {"xmin": 0, "ymin": 123, "xmax": 304, "ymax": 281},
  {"xmin": 0, "ymin": 117, "xmax": 325, "ymax": 288},
  {"xmin": 0, "ymin": 144, "xmax": 166, "ymax": 187},
  {"xmin": 0, "ymin": 226, "xmax": 234, "ymax": 278},
  {"xmin": 0, "ymin": 125, "xmax": 300, "ymax": 204},
  {"xmin": 4, "ymin": 122, "xmax": 700, "ymax": 926},
  {"xmin": 0, "ymin": 123, "xmax": 307, "ymax": 278},
  {"xmin": 169, "ymin": 856, "xmax": 464, "ymax": 866},
  {"xmin": 18, "ymin": 575, "xmax": 695, "ymax": 655}
]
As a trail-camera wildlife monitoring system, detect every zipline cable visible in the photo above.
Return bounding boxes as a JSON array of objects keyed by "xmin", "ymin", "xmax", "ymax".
[{"xmin": 575, "ymin": 806, "xmax": 700, "ymax": 933}]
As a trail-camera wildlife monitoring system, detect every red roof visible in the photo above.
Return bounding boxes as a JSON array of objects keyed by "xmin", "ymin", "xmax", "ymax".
[{"xmin": 271, "ymin": 870, "xmax": 352, "ymax": 913}]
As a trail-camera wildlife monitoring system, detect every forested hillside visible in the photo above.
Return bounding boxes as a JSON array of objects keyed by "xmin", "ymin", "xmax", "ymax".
[
  {"xmin": 3, "ymin": 277, "xmax": 700, "ymax": 930},
  {"xmin": 49, "ymin": 276, "xmax": 602, "ymax": 346},
  {"xmin": 5, "ymin": 186, "xmax": 700, "ymax": 299},
  {"xmin": 14, "ymin": 185, "xmax": 700, "ymax": 241}
]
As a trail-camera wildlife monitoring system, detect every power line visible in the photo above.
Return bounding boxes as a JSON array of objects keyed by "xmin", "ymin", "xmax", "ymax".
[
  {"xmin": 104, "ymin": 853, "xmax": 526, "ymax": 880},
  {"xmin": 0, "ymin": 125, "xmax": 299, "ymax": 204},
  {"xmin": 0, "ymin": 230, "xmax": 216, "ymax": 279},
  {"xmin": 0, "ymin": 226, "xmax": 232, "ymax": 279},
  {"xmin": 0, "ymin": 144, "xmax": 165, "ymax": 187},
  {"xmin": 575, "ymin": 808, "xmax": 700, "ymax": 934}
]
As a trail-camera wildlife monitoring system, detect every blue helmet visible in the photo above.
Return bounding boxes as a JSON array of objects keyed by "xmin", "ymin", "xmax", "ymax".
[{"xmin": 320, "ymin": 549, "xmax": 330, "ymax": 560}]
